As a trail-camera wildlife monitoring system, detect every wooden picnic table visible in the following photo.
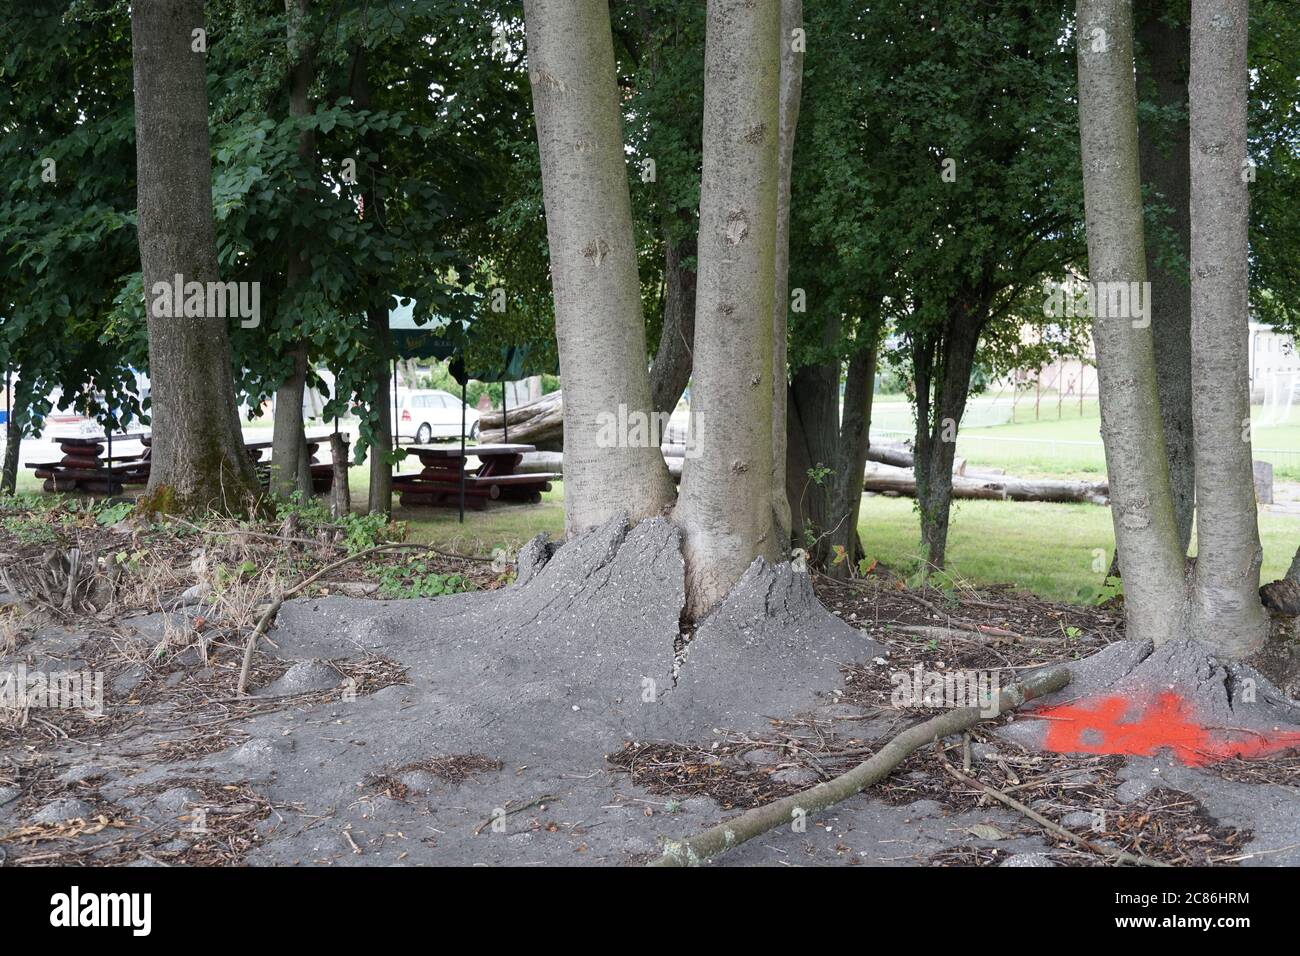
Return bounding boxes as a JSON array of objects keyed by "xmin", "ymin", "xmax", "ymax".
[
  {"xmin": 393, "ymin": 442, "xmax": 555, "ymax": 509},
  {"xmin": 28, "ymin": 432, "xmax": 349, "ymax": 497},
  {"xmin": 145, "ymin": 432, "xmax": 346, "ymax": 495},
  {"xmin": 25, "ymin": 433, "xmax": 150, "ymax": 494}
]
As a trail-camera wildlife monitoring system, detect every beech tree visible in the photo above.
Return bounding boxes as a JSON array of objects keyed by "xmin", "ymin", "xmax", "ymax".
[
  {"xmin": 1076, "ymin": 0, "xmax": 1266, "ymax": 657},
  {"xmin": 675, "ymin": 0, "xmax": 785, "ymax": 615},
  {"xmin": 523, "ymin": 0, "xmax": 675, "ymax": 533},
  {"xmin": 1137, "ymin": 0, "xmax": 1194, "ymax": 554},
  {"xmin": 132, "ymin": 0, "xmax": 261, "ymax": 513},
  {"xmin": 524, "ymin": 0, "xmax": 787, "ymax": 616},
  {"xmin": 1186, "ymin": 0, "xmax": 1268, "ymax": 653}
]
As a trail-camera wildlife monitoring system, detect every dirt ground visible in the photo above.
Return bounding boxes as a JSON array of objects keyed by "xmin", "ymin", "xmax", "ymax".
[{"xmin": 1, "ymin": 508, "xmax": 1299, "ymax": 867}]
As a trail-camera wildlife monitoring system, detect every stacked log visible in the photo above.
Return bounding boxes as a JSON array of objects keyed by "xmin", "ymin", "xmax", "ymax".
[{"xmin": 478, "ymin": 390, "xmax": 564, "ymax": 450}]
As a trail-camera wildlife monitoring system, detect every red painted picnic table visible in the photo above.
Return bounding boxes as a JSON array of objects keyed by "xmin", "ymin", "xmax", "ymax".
[
  {"xmin": 392, "ymin": 443, "xmax": 555, "ymax": 509},
  {"xmin": 26, "ymin": 433, "xmax": 151, "ymax": 494}
]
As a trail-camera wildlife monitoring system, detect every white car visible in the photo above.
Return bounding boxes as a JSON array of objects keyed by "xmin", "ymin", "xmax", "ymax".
[{"xmin": 395, "ymin": 389, "xmax": 481, "ymax": 444}]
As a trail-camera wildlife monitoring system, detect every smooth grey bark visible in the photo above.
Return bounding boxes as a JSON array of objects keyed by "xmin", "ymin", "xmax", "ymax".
[
  {"xmin": 1137, "ymin": 0, "xmax": 1195, "ymax": 554},
  {"xmin": 523, "ymin": 0, "xmax": 674, "ymax": 535},
  {"xmin": 770, "ymin": 0, "xmax": 803, "ymax": 550},
  {"xmin": 132, "ymin": 0, "xmax": 261, "ymax": 514},
  {"xmin": 912, "ymin": 309, "xmax": 982, "ymax": 571},
  {"xmin": 1187, "ymin": 0, "xmax": 1267, "ymax": 656},
  {"xmin": 1076, "ymin": 0, "xmax": 1186, "ymax": 645},
  {"xmin": 827, "ymin": 333, "xmax": 878, "ymax": 576},
  {"xmin": 676, "ymin": 0, "xmax": 783, "ymax": 617},
  {"xmin": 648, "ymin": 230, "xmax": 697, "ymax": 417},
  {"xmin": 271, "ymin": 0, "xmax": 315, "ymax": 499}
]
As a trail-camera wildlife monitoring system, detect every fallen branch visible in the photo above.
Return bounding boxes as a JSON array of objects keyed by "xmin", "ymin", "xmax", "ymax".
[
  {"xmin": 891, "ymin": 623, "xmax": 1054, "ymax": 645},
  {"xmin": 935, "ymin": 749, "xmax": 1170, "ymax": 868},
  {"xmin": 649, "ymin": 666, "xmax": 1070, "ymax": 867}
]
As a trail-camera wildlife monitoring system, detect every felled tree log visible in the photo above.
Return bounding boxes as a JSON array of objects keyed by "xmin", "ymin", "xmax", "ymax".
[
  {"xmin": 479, "ymin": 390, "xmax": 564, "ymax": 450},
  {"xmin": 650, "ymin": 666, "xmax": 1070, "ymax": 867},
  {"xmin": 862, "ymin": 462, "xmax": 1109, "ymax": 505},
  {"xmin": 868, "ymin": 441, "xmax": 965, "ymax": 475}
]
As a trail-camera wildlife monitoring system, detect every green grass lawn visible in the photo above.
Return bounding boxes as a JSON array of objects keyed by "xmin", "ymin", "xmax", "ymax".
[
  {"xmin": 11, "ymin": 435, "xmax": 1296, "ymax": 607},
  {"xmin": 372, "ymin": 484, "xmax": 1300, "ymax": 606},
  {"xmin": 873, "ymin": 393, "xmax": 1300, "ymax": 480}
]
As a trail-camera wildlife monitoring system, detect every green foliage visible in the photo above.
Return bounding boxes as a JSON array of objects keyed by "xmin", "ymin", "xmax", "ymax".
[
  {"xmin": 367, "ymin": 558, "xmax": 474, "ymax": 599},
  {"xmin": 95, "ymin": 501, "xmax": 135, "ymax": 526},
  {"xmin": 1075, "ymin": 575, "xmax": 1123, "ymax": 607},
  {"xmin": 272, "ymin": 491, "xmax": 403, "ymax": 554}
]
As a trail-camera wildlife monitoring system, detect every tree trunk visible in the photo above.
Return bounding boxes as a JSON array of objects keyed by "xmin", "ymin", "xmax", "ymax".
[
  {"xmin": 913, "ymin": 310, "xmax": 981, "ymax": 571},
  {"xmin": 1260, "ymin": 545, "xmax": 1300, "ymax": 615},
  {"xmin": 522, "ymin": 0, "xmax": 674, "ymax": 536},
  {"xmin": 675, "ymin": 0, "xmax": 782, "ymax": 618},
  {"xmin": 1, "ymin": 407, "xmax": 19, "ymax": 496},
  {"xmin": 1137, "ymin": 0, "xmax": 1194, "ymax": 555},
  {"xmin": 1187, "ymin": 0, "xmax": 1267, "ymax": 657},
  {"xmin": 785, "ymin": 353, "xmax": 839, "ymax": 563},
  {"xmin": 271, "ymin": 0, "xmax": 316, "ymax": 500},
  {"xmin": 329, "ymin": 431, "xmax": 350, "ymax": 518},
  {"xmin": 827, "ymin": 335, "xmax": 877, "ymax": 576},
  {"xmin": 1076, "ymin": 0, "xmax": 1186, "ymax": 645},
  {"xmin": 367, "ymin": 306, "xmax": 394, "ymax": 517},
  {"xmin": 132, "ymin": 0, "xmax": 261, "ymax": 515},
  {"xmin": 271, "ymin": 345, "xmax": 310, "ymax": 498},
  {"xmin": 649, "ymin": 231, "xmax": 697, "ymax": 418},
  {"xmin": 770, "ymin": 0, "xmax": 803, "ymax": 550},
  {"xmin": 350, "ymin": 45, "xmax": 393, "ymax": 518}
]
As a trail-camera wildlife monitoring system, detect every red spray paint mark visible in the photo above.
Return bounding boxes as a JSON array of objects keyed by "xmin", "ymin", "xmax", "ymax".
[{"xmin": 1032, "ymin": 691, "xmax": 1300, "ymax": 767}]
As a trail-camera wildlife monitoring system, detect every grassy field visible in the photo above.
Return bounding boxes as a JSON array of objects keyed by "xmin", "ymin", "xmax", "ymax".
[
  {"xmin": 10, "ymin": 402, "xmax": 1298, "ymax": 606},
  {"xmin": 386, "ymin": 486, "xmax": 1300, "ymax": 605},
  {"xmin": 873, "ymin": 393, "xmax": 1300, "ymax": 480}
]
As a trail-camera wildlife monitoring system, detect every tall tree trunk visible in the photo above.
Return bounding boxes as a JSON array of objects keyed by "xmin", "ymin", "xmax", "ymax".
[
  {"xmin": 523, "ymin": 0, "xmax": 673, "ymax": 535},
  {"xmin": 1076, "ymin": 0, "xmax": 1186, "ymax": 645},
  {"xmin": 827, "ymin": 331, "xmax": 878, "ymax": 577},
  {"xmin": 350, "ymin": 45, "xmax": 392, "ymax": 518},
  {"xmin": 367, "ymin": 306, "xmax": 393, "ymax": 517},
  {"xmin": 770, "ymin": 0, "xmax": 803, "ymax": 550},
  {"xmin": 912, "ymin": 309, "xmax": 982, "ymax": 571},
  {"xmin": 1136, "ymin": 0, "xmax": 1195, "ymax": 555},
  {"xmin": 1187, "ymin": 0, "xmax": 1267, "ymax": 657},
  {"xmin": 676, "ymin": 0, "xmax": 782, "ymax": 617},
  {"xmin": 648, "ymin": 230, "xmax": 697, "ymax": 417},
  {"xmin": 132, "ymin": 0, "xmax": 260, "ymax": 515},
  {"xmin": 271, "ymin": 0, "xmax": 315, "ymax": 500}
]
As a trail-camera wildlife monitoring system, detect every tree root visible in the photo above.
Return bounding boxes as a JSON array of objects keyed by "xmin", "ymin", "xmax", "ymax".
[{"xmin": 649, "ymin": 666, "xmax": 1070, "ymax": 867}]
